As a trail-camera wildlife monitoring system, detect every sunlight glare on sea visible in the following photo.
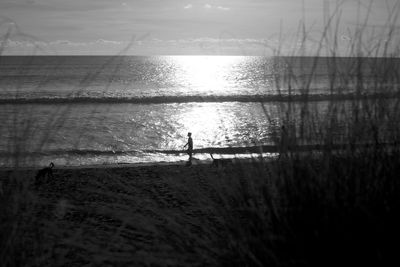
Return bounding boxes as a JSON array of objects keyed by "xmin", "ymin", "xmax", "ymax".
[
  {"xmin": 170, "ymin": 55, "xmax": 247, "ymax": 94},
  {"xmin": 3, "ymin": 55, "xmax": 397, "ymax": 167},
  {"xmin": 176, "ymin": 103, "xmax": 234, "ymax": 149}
]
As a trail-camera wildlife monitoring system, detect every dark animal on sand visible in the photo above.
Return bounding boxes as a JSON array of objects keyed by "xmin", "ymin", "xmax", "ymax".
[
  {"xmin": 35, "ymin": 162, "xmax": 54, "ymax": 187},
  {"xmin": 210, "ymin": 154, "xmax": 232, "ymax": 167}
]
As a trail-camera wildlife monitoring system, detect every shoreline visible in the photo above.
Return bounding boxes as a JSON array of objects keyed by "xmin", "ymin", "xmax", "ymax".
[
  {"xmin": 0, "ymin": 141, "xmax": 396, "ymax": 171},
  {"xmin": 1, "ymin": 142, "xmax": 399, "ymax": 266},
  {"xmin": 1, "ymin": 155, "xmax": 261, "ymax": 266},
  {"xmin": 0, "ymin": 156, "xmax": 268, "ymax": 172}
]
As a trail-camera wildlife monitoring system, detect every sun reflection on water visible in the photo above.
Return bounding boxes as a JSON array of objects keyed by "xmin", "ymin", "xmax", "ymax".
[
  {"xmin": 174, "ymin": 102, "xmax": 280, "ymax": 152},
  {"xmin": 171, "ymin": 56, "xmax": 246, "ymax": 94},
  {"xmin": 177, "ymin": 103, "xmax": 229, "ymax": 149}
]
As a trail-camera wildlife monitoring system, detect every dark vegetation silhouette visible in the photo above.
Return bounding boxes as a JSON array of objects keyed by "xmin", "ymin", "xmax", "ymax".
[
  {"xmin": 0, "ymin": 17, "xmax": 150, "ymax": 266},
  {"xmin": 1, "ymin": 1, "xmax": 400, "ymax": 266}
]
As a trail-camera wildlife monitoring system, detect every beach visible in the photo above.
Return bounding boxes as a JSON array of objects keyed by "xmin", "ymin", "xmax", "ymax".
[
  {"xmin": 1, "ymin": 159, "xmax": 254, "ymax": 266},
  {"xmin": 2, "ymin": 0, "xmax": 400, "ymax": 265},
  {"xmin": 3, "ymin": 145, "xmax": 400, "ymax": 266},
  {"xmin": 1, "ymin": 55, "xmax": 400, "ymax": 266}
]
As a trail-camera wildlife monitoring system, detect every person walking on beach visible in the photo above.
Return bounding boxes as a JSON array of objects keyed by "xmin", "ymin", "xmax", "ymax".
[{"xmin": 183, "ymin": 132, "xmax": 193, "ymax": 165}]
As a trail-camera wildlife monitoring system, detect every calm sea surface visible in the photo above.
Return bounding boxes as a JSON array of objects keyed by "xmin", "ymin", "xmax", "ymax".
[{"xmin": 0, "ymin": 56, "xmax": 399, "ymax": 167}]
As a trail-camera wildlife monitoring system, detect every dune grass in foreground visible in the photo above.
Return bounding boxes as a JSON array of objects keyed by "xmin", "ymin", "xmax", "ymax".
[
  {"xmin": 1, "ymin": 149, "xmax": 400, "ymax": 266},
  {"xmin": 2, "ymin": 2, "xmax": 400, "ymax": 266}
]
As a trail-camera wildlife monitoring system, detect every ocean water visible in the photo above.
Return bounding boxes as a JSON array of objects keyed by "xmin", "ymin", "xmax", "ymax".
[{"xmin": 0, "ymin": 56, "xmax": 399, "ymax": 167}]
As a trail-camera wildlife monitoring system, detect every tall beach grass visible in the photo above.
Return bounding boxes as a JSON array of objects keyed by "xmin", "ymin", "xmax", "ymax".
[
  {"xmin": 1, "ymin": 1, "xmax": 400, "ymax": 266},
  {"xmin": 210, "ymin": 2, "xmax": 400, "ymax": 266}
]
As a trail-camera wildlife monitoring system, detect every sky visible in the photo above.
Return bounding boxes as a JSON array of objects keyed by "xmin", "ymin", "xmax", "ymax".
[{"xmin": 0, "ymin": 0, "xmax": 399, "ymax": 55}]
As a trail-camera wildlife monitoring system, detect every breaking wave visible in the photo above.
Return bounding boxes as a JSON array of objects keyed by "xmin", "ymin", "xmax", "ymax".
[{"xmin": 0, "ymin": 93, "xmax": 398, "ymax": 105}]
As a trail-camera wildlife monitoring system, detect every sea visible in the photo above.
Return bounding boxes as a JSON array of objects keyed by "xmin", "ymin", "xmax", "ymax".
[{"xmin": 0, "ymin": 55, "xmax": 399, "ymax": 167}]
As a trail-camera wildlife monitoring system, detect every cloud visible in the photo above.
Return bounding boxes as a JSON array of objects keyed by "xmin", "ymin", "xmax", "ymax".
[
  {"xmin": 217, "ymin": 6, "xmax": 230, "ymax": 11},
  {"xmin": 48, "ymin": 39, "xmax": 123, "ymax": 47},
  {"xmin": 0, "ymin": 40, "xmax": 24, "ymax": 47},
  {"xmin": 183, "ymin": 3, "xmax": 230, "ymax": 11},
  {"xmin": 50, "ymin": 40, "xmax": 78, "ymax": 46},
  {"xmin": 204, "ymin": 4, "xmax": 230, "ymax": 11},
  {"xmin": 95, "ymin": 39, "xmax": 123, "ymax": 45},
  {"xmin": 4, "ymin": 33, "xmax": 364, "ymax": 57},
  {"xmin": 0, "ymin": 39, "xmax": 50, "ymax": 47},
  {"xmin": 3, "ymin": 36, "xmax": 357, "ymax": 56},
  {"xmin": 151, "ymin": 37, "xmax": 268, "ymax": 48},
  {"xmin": 1, "ymin": 38, "xmax": 123, "ymax": 48}
]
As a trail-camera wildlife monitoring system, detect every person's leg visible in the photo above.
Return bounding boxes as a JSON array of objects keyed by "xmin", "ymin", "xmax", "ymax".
[{"xmin": 186, "ymin": 151, "xmax": 192, "ymax": 166}]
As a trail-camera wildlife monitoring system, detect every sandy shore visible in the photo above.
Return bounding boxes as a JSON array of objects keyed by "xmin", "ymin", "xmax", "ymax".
[
  {"xmin": 1, "ymin": 159, "xmax": 254, "ymax": 266},
  {"xmin": 2, "ymin": 149, "xmax": 400, "ymax": 266}
]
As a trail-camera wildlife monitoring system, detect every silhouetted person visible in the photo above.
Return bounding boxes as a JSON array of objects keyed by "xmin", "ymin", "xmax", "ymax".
[
  {"xmin": 35, "ymin": 162, "xmax": 54, "ymax": 187},
  {"xmin": 183, "ymin": 132, "xmax": 193, "ymax": 165}
]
